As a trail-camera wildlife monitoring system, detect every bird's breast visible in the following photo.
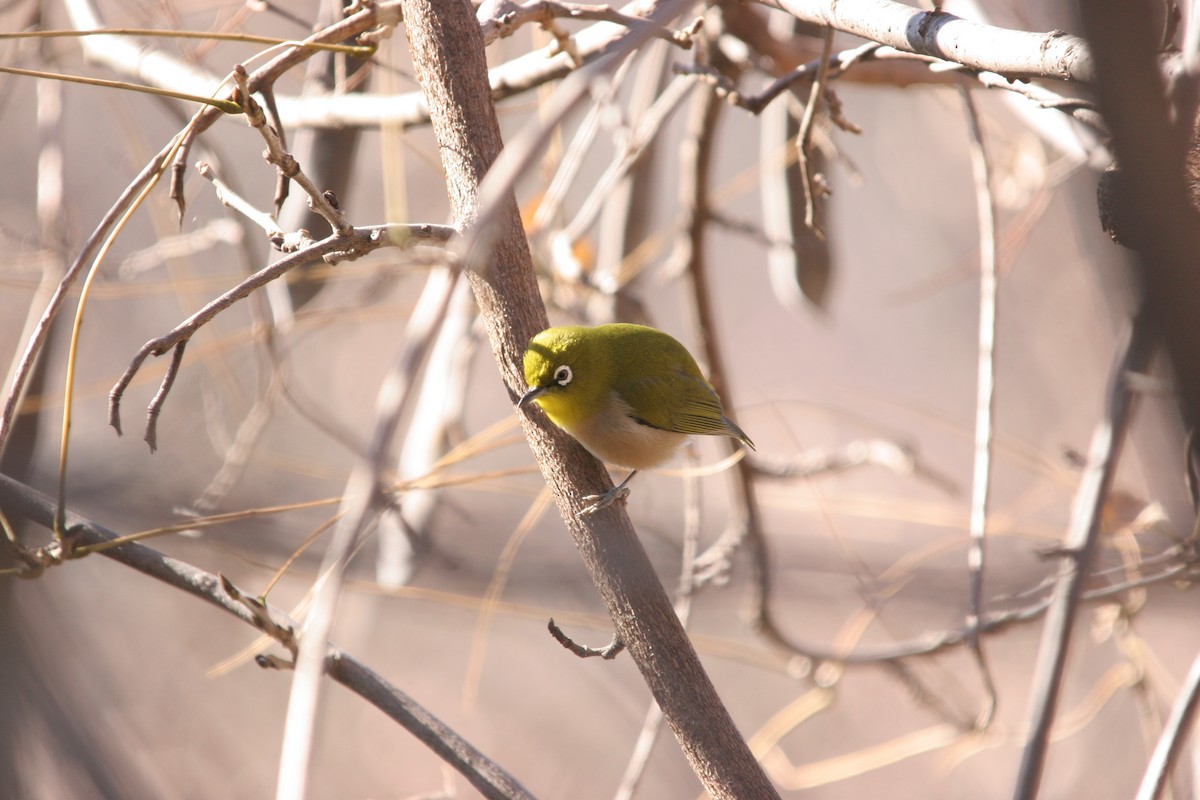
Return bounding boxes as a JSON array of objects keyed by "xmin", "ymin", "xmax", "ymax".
[{"xmin": 559, "ymin": 391, "xmax": 687, "ymax": 471}]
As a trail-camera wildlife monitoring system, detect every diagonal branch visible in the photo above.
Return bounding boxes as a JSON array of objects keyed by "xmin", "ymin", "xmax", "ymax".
[
  {"xmin": 0, "ymin": 472, "xmax": 536, "ymax": 800},
  {"xmin": 399, "ymin": 0, "xmax": 781, "ymax": 796},
  {"xmin": 1013, "ymin": 312, "xmax": 1156, "ymax": 798}
]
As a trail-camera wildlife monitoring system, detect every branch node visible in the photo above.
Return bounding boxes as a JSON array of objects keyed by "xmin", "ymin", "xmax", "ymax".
[
  {"xmin": 547, "ymin": 618, "xmax": 625, "ymax": 659},
  {"xmin": 221, "ymin": 573, "xmax": 298, "ymax": 654}
]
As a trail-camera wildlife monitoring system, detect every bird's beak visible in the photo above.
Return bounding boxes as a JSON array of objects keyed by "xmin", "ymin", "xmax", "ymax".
[{"xmin": 518, "ymin": 385, "xmax": 548, "ymax": 409}]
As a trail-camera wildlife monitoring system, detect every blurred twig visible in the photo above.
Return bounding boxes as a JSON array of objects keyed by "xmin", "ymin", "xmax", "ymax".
[
  {"xmin": 1014, "ymin": 312, "xmax": 1155, "ymax": 798},
  {"xmin": 276, "ymin": 264, "xmax": 463, "ymax": 800},
  {"xmin": 960, "ymin": 82, "xmax": 998, "ymax": 730},
  {"xmin": 107, "ymin": 223, "xmax": 452, "ymax": 450},
  {"xmin": 1136, "ymin": 650, "xmax": 1200, "ymax": 800},
  {"xmin": 463, "ymin": 487, "xmax": 555, "ymax": 707}
]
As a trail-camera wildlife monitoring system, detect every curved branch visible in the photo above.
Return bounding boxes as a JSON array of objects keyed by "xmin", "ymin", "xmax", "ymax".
[{"xmin": 107, "ymin": 223, "xmax": 455, "ymax": 447}]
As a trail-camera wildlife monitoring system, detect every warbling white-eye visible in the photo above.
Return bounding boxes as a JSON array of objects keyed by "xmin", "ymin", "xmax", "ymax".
[{"xmin": 518, "ymin": 323, "xmax": 754, "ymax": 515}]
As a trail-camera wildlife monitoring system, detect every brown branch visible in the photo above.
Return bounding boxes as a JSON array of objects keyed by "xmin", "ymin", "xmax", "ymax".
[
  {"xmin": 107, "ymin": 223, "xmax": 455, "ymax": 446},
  {"xmin": 399, "ymin": 0, "xmax": 781, "ymax": 796},
  {"xmin": 233, "ymin": 65, "xmax": 352, "ymax": 237},
  {"xmin": 0, "ymin": 472, "xmax": 536, "ymax": 800},
  {"xmin": 546, "ymin": 619, "xmax": 625, "ymax": 658},
  {"xmin": 795, "ymin": 26, "xmax": 833, "ymax": 233}
]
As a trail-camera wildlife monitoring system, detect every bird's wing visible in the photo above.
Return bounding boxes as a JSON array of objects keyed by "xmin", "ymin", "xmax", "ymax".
[{"xmin": 616, "ymin": 372, "xmax": 733, "ymax": 437}]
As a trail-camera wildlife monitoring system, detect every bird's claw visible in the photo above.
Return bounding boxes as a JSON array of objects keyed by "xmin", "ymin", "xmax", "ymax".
[{"xmin": 577, "ymin": 485, "xmax": 630, "ymax": 518}]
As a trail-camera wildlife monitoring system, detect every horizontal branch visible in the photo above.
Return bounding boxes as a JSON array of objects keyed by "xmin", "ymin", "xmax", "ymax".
[
  {"xmin": 770, "ymin": 0, "xmax": 1095, "ymax": 82},
  {"xmin": 0, "ymin": 471, "xmax": 536, "ymax": 800},
  {"xmin": 63, "ymin": 0, "xmax": 1138, "ymax": 133}
]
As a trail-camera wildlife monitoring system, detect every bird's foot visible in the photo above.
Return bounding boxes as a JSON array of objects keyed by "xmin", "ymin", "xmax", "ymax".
[{"xmin": 577, "ymin": 485, "xmax": 630, "ymax": 518}]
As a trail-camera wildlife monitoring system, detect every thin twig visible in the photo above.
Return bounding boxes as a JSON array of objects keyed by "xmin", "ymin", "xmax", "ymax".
[
  {"xmin": 561, "ymin": 75, "xmax": 695, "ymax": 244},
  {"xmin": 795, "ymin": 26, "xmax": 834, "ymax": 233},
  {"xmin": 1013, "ymin": 312, "xmax": 1156, "ymax": 798},
  {"xmin": 959, "ymin": 82, "xmax": 999, "ymax": 730},
  {"xmin": 197, "ymin": 161, "xmax": 287, "ymax": 242},
  {"xmin": 233, "ymin": 66, "xmax": 351, "ymax": 237},
  {"xmin": 547, "ymin": 619, "xmax": 625, "ymax": 658}
]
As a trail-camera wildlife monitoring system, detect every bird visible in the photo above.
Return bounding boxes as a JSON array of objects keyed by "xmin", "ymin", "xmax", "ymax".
[{"xmin": 518, "ymin": 323, "xmax": 754, "ymax": 515}]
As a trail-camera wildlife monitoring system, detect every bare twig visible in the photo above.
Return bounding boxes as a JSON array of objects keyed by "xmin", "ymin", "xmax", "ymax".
[
  {"xmin": 681, "ymin": 39, "xmax": 880, "ymax": 114},
  {"xmin": 1135, "ymin": 650, "xmax": 1200, "ymax": 800},
  {"xmin": 959, "ymin": 83, "xmax": 999, "ymax": 730},
  {"xmin": 232, "ymin": 66, "xmax": 352, "ymax": 237},
  {"xmin": 794, "ymin": 26, "xmax": 834, "ymax": 233},
  {"xmin": 106, "ymin": 223, "xmax": 454, "ymax": 447},
  {"xmin": 547, "ymin": 619, "xmax": 626, "ymax": 658},
  {"xmin": 197, "ymin": 161, "xmax": 287, "ymax": 242},
  {"xmin": 276, "ymin": 264, "xmax": 463, "ymax": 800},
  {"xmin": 1013, "ymin": 313, "xmax": 1155, "ymax": 798}
]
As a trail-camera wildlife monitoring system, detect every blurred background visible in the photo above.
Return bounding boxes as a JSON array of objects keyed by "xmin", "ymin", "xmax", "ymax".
[{"xmin": 1, "ymin": 0, "xmax": 1197, "ymax": 797}]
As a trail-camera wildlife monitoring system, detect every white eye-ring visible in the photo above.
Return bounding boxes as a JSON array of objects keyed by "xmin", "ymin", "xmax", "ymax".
[{"xmin": 554, "ymin": 365, "xmax": 573, "ymax": 386}]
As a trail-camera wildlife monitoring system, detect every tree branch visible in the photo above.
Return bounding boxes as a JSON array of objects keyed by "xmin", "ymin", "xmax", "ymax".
[
  {"xmin": 1013, "ymin": 312, "xmax": 1156, "ymax": 798},
  {"xmin": 770, "ymin": 0, "xmax": 1094, "ymax": 82},
  {"xmin": 0, "ymin": 472, "xmax": 536, "ymax": 800},
  {"xmin": 398, "ymin": 0, "xmax": 781, "ymax": 796}
]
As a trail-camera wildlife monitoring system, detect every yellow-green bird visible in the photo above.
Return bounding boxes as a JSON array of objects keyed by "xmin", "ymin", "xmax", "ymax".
[{"xmin": 519, "ymin": 323, "xmax": 754, "ymax": 515}]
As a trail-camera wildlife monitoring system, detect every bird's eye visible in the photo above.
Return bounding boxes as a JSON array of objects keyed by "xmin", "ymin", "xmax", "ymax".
[{"xmin": 554, "ymin": 365, "xmax": 573, "ymax": 386}]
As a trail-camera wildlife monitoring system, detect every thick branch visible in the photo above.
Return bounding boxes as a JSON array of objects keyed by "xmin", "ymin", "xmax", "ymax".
[{"xmin": 398, "ymin": 0, "xmax": 781, "ymax": 797}]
